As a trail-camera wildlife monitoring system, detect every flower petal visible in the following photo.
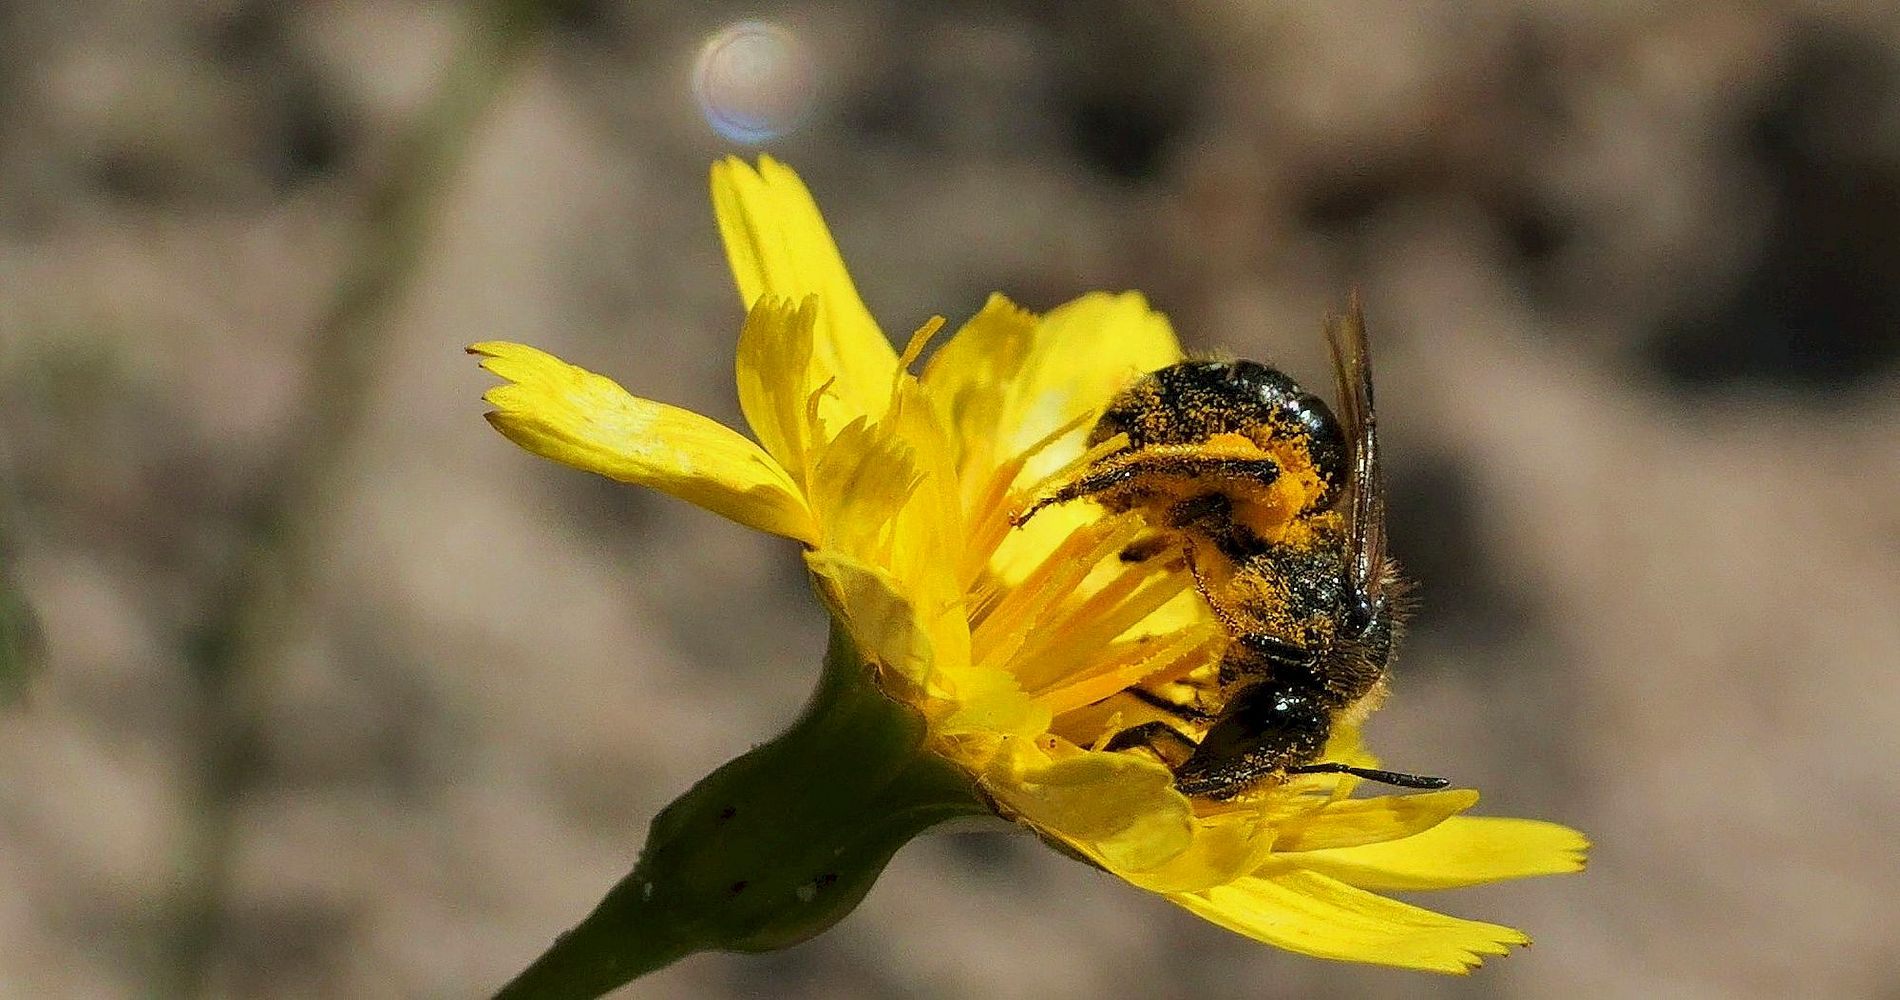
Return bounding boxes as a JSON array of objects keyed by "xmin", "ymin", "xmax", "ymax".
[
  {"xmin": 1292, "ymin": 816, "xmax": 1590, "ymax": 891},
  {"xmin": 969, "ymin": 291, "xmax": 1181, "ymax": 479},
  {"xmin": 471, "ymin": 342, "xmax": 815, "ymax": 543},
  {"xmin": 806, "ymin": 549, "xmax": 1043, "ymax": 739},
  {"xmin": 1171, "ymin": 869, "xmax": 1529, "ymax": 974},
  {"xmin": 987, "ymin": 741, "xmax": 1194, "ymax": 874},
  {"xmin": 925, "ymin": 290, "xmax": 1181, "ymax": 478},
  {"xmin": 735, "ymin": 295, "xmax": 817, "ymax": 483},
  {"xmin": 711, "ymin": 156, "xmax": 895, "ymax": 424},
  {"xmin": 937, "ymin": 668, "xmax": 1050, "ymax": 739},
  {"xmin": 924, "ymin": 291, "xmax": 1182, "ymax": 585},
  {"xmin": 804, "ymin": 550, "xmax": 932, "ymax": 689},
  {"xmin": 1272, "ymin": 789, "xmax": 1480, "ymax": 854},
  {"xmin": 804, "ymin": 375, "xmax": 982, "ymax": 702},
  {"xmin": 1115, "ymin": 810, "xmax": 1280, "ymax": 894},
  {"xmin": 920, "ymin": 293, "xmax": 1040, "ymax": 498}
]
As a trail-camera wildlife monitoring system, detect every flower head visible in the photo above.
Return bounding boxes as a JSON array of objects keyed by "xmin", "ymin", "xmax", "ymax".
[{"xmin": 474, "ymin": 156, "xmax": 1585, "ymax": 974}]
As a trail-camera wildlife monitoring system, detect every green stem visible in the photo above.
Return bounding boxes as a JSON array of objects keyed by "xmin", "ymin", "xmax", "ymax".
[{"xmin": 495, "ymin": 625, "xmax": 989, "ymax": 1000}]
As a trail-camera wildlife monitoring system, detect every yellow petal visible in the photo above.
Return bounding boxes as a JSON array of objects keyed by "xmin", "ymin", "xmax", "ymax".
[
  {"xmin": 1272, "ymin": 789, "xmax": 1480, "ymax": 853},
  {"xmin": 924, "ymin": 290, "xmax": 1183, "ymax": 483},
  {"xmin": 1115, "ymin": 810, "xmax": 1280, "ymax": 894},
  {"xmin": 711, "ymin": 156, "xmax": 895, "ymax": 424},
  {"xmin": 1171, "ymin": 869, "xmax": 1529, "ymax": 974},
  {"xmin": 735, "ymin": 295, "xmax": 817, "ymax": 483},
  {"xmin": 986, "ymin": 741, "xmax": 1194, "ymax": 874},
  {"xmin": 936, "ymin": 667, "xmax": 1050, "ymax": 740},
  {"xmin": 806, "ymin": 415, "xmax": 916, "ymax": 560},
  {"xmin": 920, "ymin": 293, "xmax": 1040, "ymax": 498},
  {"xmin": 806, "ymin": 549, "xmax": 1041, "ymax": 738},
  {"xmin": 923, "ymin": 291, "xmax": 1182, "ymax": 584},
  {"xmin": 804, "ymin": 550, "xmax": 932, "ymax": 689},
  {"xmin": 471, "ymin": 342, "xmax": 815, "ymax": 543},
  {"xmin": 804, "ymin": 381, "xmax": 976, "ymax": 698},
  {"xmin": 877, "ymin": 376, "xmax": 967, "ymax": 620},
  {"xmin": 1292, "ymin": 816, "xmax": 1590, "ymax": 892},
  {"xmin": 999, "ymin": 290, "xmax": 1182, "ymax": 481}
]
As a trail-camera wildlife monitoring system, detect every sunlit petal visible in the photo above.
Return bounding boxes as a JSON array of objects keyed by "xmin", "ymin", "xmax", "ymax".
[
  {"xmin": 1272, "ymin": 789, "xmax": 1480, "ymax": 853},
  {"xmin": 1000, "ymin": 290, "xmax": 1182, "ymax": 481},
  {"xmin": 471, "ymin": 342, "xmax": 815, "ymax": 543},
  {"xmin": 921, "ymin": 292, "xmax": 1040, "ymax": 499},
  {"xmin": 711, "ymin": 156, "xmax": 895, "ymax": 424},
  {"xmin": 735, "ymin": 295, "xmax": 817, "ymax": 483},
  {"xmin": 1115, "ymin": 810, "xmax": 1280, "ymax": 894},
  {"xmin": 1293, "ymin": 816, "xmax": 1591, "ymax": 891},
  {"xmin": 1172, "ymin": 869, "xmax": 1529, "ymax": 974},
  {"xmin": 804, "ymin": 550, "xmax": 932, "ymax": 689},
  {"xmin": 987, "ymin": 741, "xmax": 1194, "ymax": 874}
]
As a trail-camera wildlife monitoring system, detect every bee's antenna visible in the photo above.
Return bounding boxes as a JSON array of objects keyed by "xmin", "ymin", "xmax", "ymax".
[{"xmin": 1286, "ymin": 762, "xmax": 1450, "ymax": 790}]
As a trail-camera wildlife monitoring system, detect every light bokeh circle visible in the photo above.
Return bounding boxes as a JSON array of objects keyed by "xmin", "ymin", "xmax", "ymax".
[{"xmin": 693, "ymin": 20, "xmax": 816, "ymax": 145}]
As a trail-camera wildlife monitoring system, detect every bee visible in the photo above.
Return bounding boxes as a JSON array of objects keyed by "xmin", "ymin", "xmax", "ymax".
[{"xmin": 1016, "ymin": 299, "xmax": 1447, "ymax": 798}]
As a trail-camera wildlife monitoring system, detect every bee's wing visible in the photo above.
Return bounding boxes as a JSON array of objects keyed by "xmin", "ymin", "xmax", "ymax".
[{"xmin": 1325, "ymin": 295, "xmax": 1387, "ymax": 605}]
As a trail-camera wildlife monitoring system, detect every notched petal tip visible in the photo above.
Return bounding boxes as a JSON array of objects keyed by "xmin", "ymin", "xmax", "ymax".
[
  {"xmin": 710, "ymin": 156, "xmax": 896, "ymax": 423},
  {"xmin": 1172, "ymin": 870, "xmax": 1534, "ymax": 975}
]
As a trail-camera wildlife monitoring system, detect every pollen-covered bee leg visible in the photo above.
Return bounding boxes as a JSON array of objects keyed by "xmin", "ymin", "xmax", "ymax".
[
  {"xmin": 1182, "ymin": 543, "xmax": 1246, "ymax": 635},
  {"xmin": 1284, "ymin": 762, "xmax": 1451, "ymax": 790},
  {"xmin": 1012, "ymin": 453, "xmax": 1280, "ymax": 526},
  {"xmin": 1102, "ymin": 721, "xmax": 1198, "ymax": 768},
  {"xmin": 1011, "ymin": 456, "xmax": 1149, "ymax": 525}
]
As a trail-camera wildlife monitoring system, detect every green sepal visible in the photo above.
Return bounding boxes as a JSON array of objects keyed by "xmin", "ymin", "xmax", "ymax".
[{"xmin": 495, "ymin": 623, "xmax": 989, "ymax": 999}]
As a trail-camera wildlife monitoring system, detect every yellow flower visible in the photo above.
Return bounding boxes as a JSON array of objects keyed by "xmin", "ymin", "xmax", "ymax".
[{"xmin": 473, "ymin": 156, "xmax": 1585, "ymax": 975}]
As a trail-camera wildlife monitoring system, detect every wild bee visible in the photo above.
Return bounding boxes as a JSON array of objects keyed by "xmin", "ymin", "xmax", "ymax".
[{"xmin": 1016, "ymin": 299, "xmax": 1446, "ymax": 798}]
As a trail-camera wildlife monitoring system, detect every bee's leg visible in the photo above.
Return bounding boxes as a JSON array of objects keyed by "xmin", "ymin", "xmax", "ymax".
[
  {"xmin": 1168, "ymin": 493, "xmax": 1265, "ymax": 558},
  {"xmin": 1124, "ymin": 686, "xmax": 1213, "ymax": 722},
  {"xmin": 1117, "ymin": 533, "xmax": 1173, "ymax": 563},
  {"xmin": 1163, "ymin": 492, "xmax": 1232, "ymax": 533},
  {"xmin": 1285, "ymin": 762, "xmax": 1450, "ymax": 790},
  {"xmin": 1103, "ymin": 721, "xmax": 1198, "ymax": 768},
  {"xmin": 1182, "ymin": 542, "xmax": 1247, "ymax": 635},
  {"xmin": 1011, "ymin": 454, "xmax": 1142, "ymax": 525},
  {"xmin": 1012, "ymin": 453, "xmax": 1280, "ymax": 526}
]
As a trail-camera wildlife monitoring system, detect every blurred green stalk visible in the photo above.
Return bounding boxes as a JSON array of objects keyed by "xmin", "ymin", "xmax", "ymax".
[
  {"xmin": 0, "ymin": 503, "xmax": 43, "ymax": 703},
  {"xmin": 162, "ymin": 4, "xmax": 550, "ymax": 996}
]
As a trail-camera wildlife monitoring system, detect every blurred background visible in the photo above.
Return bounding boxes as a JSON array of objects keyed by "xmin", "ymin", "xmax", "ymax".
[{"xmin": 4, "ymin": 1, "xmax": 1899, "ymax": 997}]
